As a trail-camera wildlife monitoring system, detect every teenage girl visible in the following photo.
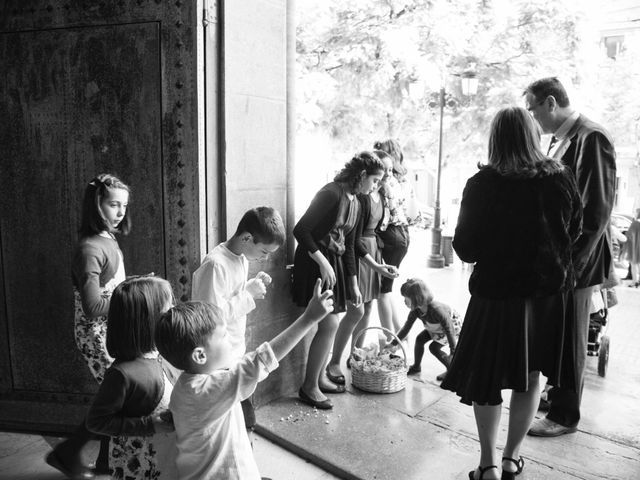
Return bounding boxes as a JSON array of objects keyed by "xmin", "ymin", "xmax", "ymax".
[
  {"xmin": 327, "ymin": 150, "xmax": 399, "ymax": 381},
  {"xmin": 47, "ymin": 173, "xmax": 130, "ymax": 479},
  {"xmin": 373, "ymin": 140, "xmax": 412, "ymax": 336},
  {"xmin": 86, "ymin": 276, "xmax": 177, "ymax": 479},
  {"xmin": 292, "ymin": 152, "xmax": 385, "ymax": 409},
  {"xmin": 391, "ymin": 278, "xmax": 460, "ymax": 381}
]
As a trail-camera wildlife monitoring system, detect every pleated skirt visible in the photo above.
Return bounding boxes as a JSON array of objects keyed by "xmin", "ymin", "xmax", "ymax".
[{"xmin": 441, "ymin": 291, "xmax": 577, "ymax": 406}]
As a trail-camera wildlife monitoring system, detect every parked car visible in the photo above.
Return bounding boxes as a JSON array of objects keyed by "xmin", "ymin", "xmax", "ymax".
[
  {"xmin": 611, "ymin": 212, "xmax": 633, "ymax": 234},
  {"xmin": 610, "ymin": 212, "xmax": 634, "ymax": 263}
]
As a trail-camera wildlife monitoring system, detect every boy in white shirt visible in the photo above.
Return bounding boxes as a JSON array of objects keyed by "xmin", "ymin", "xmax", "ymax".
[
  {"xmin": 155, "ymin": 279, "xmax": 333, "ymax": 480},
  {"xmin": 191, "ymin": 206, "xmax": 285, "ymax": 431}
]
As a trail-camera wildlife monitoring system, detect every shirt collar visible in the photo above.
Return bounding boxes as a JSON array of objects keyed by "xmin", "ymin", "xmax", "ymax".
[{"xmin": 554, "ymin": 111, "xmax": 579, "ymax": 140}]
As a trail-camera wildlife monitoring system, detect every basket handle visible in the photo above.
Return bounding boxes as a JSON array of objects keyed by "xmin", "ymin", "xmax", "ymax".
[{"xmin": 351, "ymin": 326, "xmax": 407, "ymax": 367}]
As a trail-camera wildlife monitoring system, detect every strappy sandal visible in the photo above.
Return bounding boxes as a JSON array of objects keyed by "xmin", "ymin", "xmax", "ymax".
[
  {"xmin": 468, "ymin": 465, "xmax": 498, "ymax": 480},
  {"xmin": 501, "ymin": 456, "xmax": 524, "ymax": 480}
]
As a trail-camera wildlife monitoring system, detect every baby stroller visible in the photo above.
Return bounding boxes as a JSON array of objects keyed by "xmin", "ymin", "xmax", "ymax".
[{"xmin": 587, "ymin": 287, "xmax": 614, "ymax": 377}]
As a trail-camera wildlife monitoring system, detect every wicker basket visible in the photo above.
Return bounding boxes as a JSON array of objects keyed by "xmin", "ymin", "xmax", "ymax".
[{"xmin": 350, "ymin": 326, "xmax": 407, "ymax": 393}]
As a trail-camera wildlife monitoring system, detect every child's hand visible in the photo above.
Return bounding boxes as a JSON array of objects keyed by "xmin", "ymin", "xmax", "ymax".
[
  {"xmin": 152, "ymin": 409, "xmax": 175, "ymax": 433},
  {"xmin": 255, "ymin": 271, "xmax": 272, "ymax": 286},
  {"xmin": 246, "ymin": 277, "xmax": 267, "ymax": 299},
  {"xmin": 305, "ymin": 278, "xmax": 333, "ymax": 320},
  {"xmin": 382, "ymin": 341, "xmax": 399, "ymax": 354}
]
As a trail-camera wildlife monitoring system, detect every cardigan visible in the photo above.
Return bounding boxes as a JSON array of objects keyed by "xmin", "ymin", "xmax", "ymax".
[
  {"xmin": 355, "ymin": 192, "xmax": 385, "ymax": 258},
  {"xmin": 293, "ymin": 182, "xmax": 358, "ymax": 276},
  {"xmin": 453, "ymin": 163, "xmax": 583, "ymax": 299},
  {"xmin": 86, "ymin": 356, "xmax": 165, "ymax": 437},
  {"xmin": 71, "ymin": 234, "xmax": 122, "ymax": 317}
]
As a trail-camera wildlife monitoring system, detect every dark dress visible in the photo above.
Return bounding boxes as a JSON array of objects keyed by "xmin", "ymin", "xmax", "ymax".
[
  {"xmin": 292, "ymin": 182, "xmax": 360, "ymax": 313},
  {"xmin": 441, "ymin": 163, "xmax": 583, "ymax": 406},
  {"xmin": 356, "ymin": 193, "xmax": 385, "ymax": 302}
]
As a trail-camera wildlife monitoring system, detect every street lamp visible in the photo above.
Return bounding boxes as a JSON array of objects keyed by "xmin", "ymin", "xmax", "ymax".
[{"xmin": 427, "ymin": 71, "xmax": 478, "ymax": 268}]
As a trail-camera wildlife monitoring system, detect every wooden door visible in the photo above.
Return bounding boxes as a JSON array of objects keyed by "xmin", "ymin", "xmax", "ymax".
[{"xmin": 0, "ymin": 1, "xmax": 205, "ymax": 432}]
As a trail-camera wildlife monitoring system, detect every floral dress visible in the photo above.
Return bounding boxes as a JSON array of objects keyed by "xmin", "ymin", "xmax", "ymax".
[
  {"xmin": 110, "ymin": 356, "xmax": 178, "ymax": 480},
  {"xmin": 73, "ymin": 247, "xmax": 125, "ymax": 383}
]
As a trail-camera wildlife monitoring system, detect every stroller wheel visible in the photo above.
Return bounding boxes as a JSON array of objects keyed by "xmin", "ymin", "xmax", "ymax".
[{"xmin": 598, "ymin": 335, "xmax": 610, "ymax": 377}]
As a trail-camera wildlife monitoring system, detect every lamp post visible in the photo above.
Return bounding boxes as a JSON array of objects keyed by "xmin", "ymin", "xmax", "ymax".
[{"xmin": 427, "ymin": 71, "xmax": 478, "ymax": 268}]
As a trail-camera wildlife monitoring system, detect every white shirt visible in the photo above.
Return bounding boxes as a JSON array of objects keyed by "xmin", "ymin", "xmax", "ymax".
[
  {"xmin": 170, "ymin": 343, "xmax": 279, "ymax": 480},
  {"xmin": 191, "ymin": 244, "xmax": 256, "ymax": 358},
  {"xmin": 549, "ymin": 110, "xmax": 580, "ymax": 159}
]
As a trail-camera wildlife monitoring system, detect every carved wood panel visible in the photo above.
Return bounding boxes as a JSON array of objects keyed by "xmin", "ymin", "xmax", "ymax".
[{"xmin": 0, "ymin": 0, "xmax": 203, "ymax": 432}]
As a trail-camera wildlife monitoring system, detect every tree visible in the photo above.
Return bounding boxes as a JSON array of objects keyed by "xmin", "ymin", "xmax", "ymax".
[{"xmin": 296, "ymin": 0, "xmax": 600, "ymax": 200}]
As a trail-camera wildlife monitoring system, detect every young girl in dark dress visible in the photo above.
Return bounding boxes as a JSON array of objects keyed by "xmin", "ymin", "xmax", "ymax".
[
  {"xmin": 441, "ymin": 107, "xmax": 582, "ymax": 480},
  {"xmin": 327, "ymin": 151, "xmax": 399, "ymax": 382},
  {"xmin": 292, "ymin": 152, "xmax": 385, "ymax": 409}
]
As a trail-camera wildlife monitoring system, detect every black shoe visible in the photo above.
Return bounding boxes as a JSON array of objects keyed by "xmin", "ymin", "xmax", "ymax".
[
  {"xmin": 45, "ymin": 451, "xmax": 95, "ymax": 480},
  {"xmin": 298, "ymin": 388, "xmax": 333, "ymax": 410},
  {"xmin": 407, "ymin": 364, "xmax": 421, "ymax": 375}
]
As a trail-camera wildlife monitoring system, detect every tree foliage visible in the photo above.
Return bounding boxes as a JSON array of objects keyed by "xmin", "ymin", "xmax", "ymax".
[{"xmin": 295, "ymin": 0, "xmax": 621, "ymax": 191}]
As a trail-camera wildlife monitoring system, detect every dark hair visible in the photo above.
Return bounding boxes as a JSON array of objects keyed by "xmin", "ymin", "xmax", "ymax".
[
  {"xmin": 80, "ymin": 173, "xmax": 131, "ymax": 237},
  {"xmin": 400, "ymin": 278, "xmax": 434, "ymax": 308},
  {"xmin": 106, "ymin": 276, "xmax": 174, "ymax": 361},
  {"xmin": 333, "ymin": 151, "xmax": 385, "ymax": 193},
  {"xmin": 155, "ymin": 301, "xmax": 222, "ymax": 371},
  {"xmin": 487, "ymin": 107, "xmax": 563, "ymax": 178},
  {"xmin": 373, "ymin": 139, "xmax": 407, "ymax": 178},
  {"xmin": 233, "ymin": 207, "xmax": 286, "ymax": 246},
  {"xmin": 523, "ymin": 77, "xmax": 570, "ymax": 108},
  {"xmin": 373, "ymin": 149, "xmax": 393, "ymax": 164}
]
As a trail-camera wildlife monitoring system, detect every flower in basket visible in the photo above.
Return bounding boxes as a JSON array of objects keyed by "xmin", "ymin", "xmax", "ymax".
[{"xmin": 351, "ymin": 343, "xmax": 405, "ymax": 373}]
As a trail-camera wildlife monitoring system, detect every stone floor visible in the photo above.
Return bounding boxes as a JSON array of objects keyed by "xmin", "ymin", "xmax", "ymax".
[
  {"xmin": 2, "ymin": 229, "xmax": 639, "ymax": 480},
  {"xmin": 255, "ymin": 236, "xmax": 640, "ymax": 479}
]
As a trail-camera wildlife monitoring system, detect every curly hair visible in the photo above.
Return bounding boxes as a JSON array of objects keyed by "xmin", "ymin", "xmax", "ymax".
[{"xmin": 333, "ymin": 151, "xmax": 385, "ymax": 193}]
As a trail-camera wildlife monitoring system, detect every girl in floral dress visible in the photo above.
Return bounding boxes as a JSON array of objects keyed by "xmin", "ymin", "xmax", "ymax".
[
  {"xmin": 47, "ymin": 173, "xmax": 131, "ymax": 478},
  {"xmin": 87, "ymin": 276, "xmax": 177, "ymax": 479}
]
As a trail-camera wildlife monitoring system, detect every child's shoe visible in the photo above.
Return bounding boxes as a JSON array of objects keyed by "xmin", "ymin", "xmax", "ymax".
[{"xmin": 407, "ymin": 364, "xmax": 421, "ymax": 375}]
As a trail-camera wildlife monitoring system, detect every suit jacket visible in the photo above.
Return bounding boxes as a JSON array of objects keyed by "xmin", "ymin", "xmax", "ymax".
[{"xmin": 552, "ymin": 114, "xmax": 616, "ymax": 288}]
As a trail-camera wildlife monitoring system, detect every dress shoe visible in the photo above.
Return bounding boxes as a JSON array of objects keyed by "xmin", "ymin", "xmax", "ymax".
[
  {"xmin": 298, "ymin": 388, "xmax": 333, "ymax": 410},
  {"xmin": 527, "ymin": 417, "xmax": 577, "ymax": 437},
  {"xmin": 407, "ymin": 364, "xmax": 421, "ymax": 375},
  {"xmin": 45, "ymin": 450, "xmax": 95, "ymax": 480}
]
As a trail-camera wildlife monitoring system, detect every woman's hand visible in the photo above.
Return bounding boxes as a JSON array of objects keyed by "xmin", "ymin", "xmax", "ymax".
[
  {"xmin": 377, "ymin": 264, "xmax": 399, "ymax": 279},
  {"xmin": 309, "ymin": 251, "xmax": 336, "ymax": 290}
]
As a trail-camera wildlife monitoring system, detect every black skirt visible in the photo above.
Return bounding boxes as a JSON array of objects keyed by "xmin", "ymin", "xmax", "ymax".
[
  {"xmin": 291, "ymin": 244, "xmax": 350, "ymax": 314},
  {"xmin": 441, "ymin": 291, "xmax": 576, "ymax": 406}
]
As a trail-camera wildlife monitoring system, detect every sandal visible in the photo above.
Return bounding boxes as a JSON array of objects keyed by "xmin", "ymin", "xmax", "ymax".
[
  {"xmin": 468, "ymin": 465, "xmax": 498, "ymax": 480},
  {"xmin": 501, "ymin": 456, "xmax": 524, "ymax": 480}
]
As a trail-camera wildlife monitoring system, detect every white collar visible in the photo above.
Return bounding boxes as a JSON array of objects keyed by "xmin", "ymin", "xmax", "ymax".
[{"xmin": 554, "ymin": 111, "xmax": 579, "ymax": 140}]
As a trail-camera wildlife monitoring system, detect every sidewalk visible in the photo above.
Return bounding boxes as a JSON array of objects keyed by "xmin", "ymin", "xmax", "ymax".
[{"xmin": 256, "ymin": 228, "xmax": 640, "ymax": 480}]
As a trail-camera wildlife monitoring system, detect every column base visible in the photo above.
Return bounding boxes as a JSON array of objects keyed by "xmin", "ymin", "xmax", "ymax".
[{"xmin": 427, "ymin": 254, "xmax": 445, "ymax": 268}]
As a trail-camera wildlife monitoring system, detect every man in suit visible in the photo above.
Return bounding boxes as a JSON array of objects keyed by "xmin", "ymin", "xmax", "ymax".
[{"xmin": 524, "ymin": 77, "xmax": 616, "ymax": 436}]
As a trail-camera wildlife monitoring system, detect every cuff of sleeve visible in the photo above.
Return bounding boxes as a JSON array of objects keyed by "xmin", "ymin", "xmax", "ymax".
[{"xmin": 255, "ymin": 342, "xmax": 279, "ymax": 373}]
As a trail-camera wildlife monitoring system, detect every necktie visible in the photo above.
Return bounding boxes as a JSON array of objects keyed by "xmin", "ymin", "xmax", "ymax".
[{"xmin": 547, "ymin": 135, "xmax": 558, "ymax": 155}]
